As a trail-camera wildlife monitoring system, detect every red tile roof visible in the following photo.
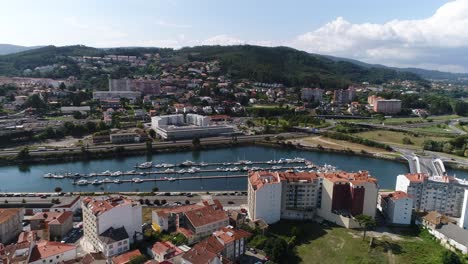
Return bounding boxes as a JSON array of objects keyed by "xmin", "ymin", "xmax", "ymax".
[
  {"xmin": 404, "ymin": 173, "xmax": 429, "ymax": 183},
  {"xmin": 29, "ymin": 241, "xmax": 76, "ymax": 262},
  {"xmin": 0, "ymin": 208, "xmax": 20, "ymax": 224},
  {"xmin": 213, "ymin": 227, "xmax": 251, "ymax": 244},
  {"xmin": 322, "ymin": 171, "xmax": 377, "ymax": 184},
  {"xmin": 111, "ymin": 249, "xmax": 142, "ymax": 264},
  {"xmin": 154, "ymin": 204, "xmax": 205, "ymax": 218},
  {"xmin": 83, "ymin": 196, "xmax": 135, "ymax": 216},
  {"xmin": 182, "ymin": 237, "xmax": 222, "ymax": 264},
  {"xmin": 30, "ymin": 211, "xmax": 72, "ymax": 225},
  {"xmin": 382, "ymin": 191, "xmax": 412, "ymax": 201},
  {"xmin": 248, "ymin": 171, "xmax": 281, "ymax": 190},
  {"xmin": 184, "ymin": 206, "xmax": 228, "ymax": 228}
]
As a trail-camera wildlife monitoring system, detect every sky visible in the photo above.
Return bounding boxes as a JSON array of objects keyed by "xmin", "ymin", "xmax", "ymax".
[{"xmin": 1, "ymin": 0, "xmax": 468, "ymax": 72}]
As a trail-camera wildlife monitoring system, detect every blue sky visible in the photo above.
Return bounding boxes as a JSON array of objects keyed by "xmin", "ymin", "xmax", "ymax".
[{"xmin": 1, "ymin": 0, "xmax": 467, "ymax": 72}]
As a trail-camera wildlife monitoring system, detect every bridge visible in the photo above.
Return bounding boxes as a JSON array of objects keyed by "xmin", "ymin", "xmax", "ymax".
[{"xmin": 398, "ymin": 148, "xmax": 447, "ymax": 176}]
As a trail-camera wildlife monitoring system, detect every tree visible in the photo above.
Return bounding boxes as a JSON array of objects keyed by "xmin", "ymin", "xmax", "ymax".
[
  {"xmin": 21, "ymin": 199, "xmax": 26, "ymax": 204},
  {"xmin": 148, "ymin": 129, "xmax": 157, "ymax": 139},
  {"xmin": 25, "ymin": 94, "xmax": 47, "ymax": 110},
  {"xmin": 54, "ymin": 187, "xmax": 63, "ymax": 193},
  {"xmin": 185, "ymin": 200, "xmax": 190, "ymax": 205},
  {"xmin": 17, "ymin": 147, "xmax": 31, "ymax": 161},
  {"xmin": 154, "ymin": 199, "xmax": 160, "ymax": 206},
  {"xmin": 146, "ymin": 141, "xmax": 152, "ymax": 153},
  {"xmin": 402, "ymin": 137, "xmax": 413, "ymax": 145},
  {"xmin": 192, "ymin": 137, "xmax": 201, "ymax": 148},
  {"xmin": 355, "ymin": 214, "xmax": 376, "ymax": 240},
  {"xmin": 152, "ymin": 187, "xmax": 159, "ymax": 193},
  {"xmin": 441, "ymin": 250, "xmax": 461, "ymax": 264}
]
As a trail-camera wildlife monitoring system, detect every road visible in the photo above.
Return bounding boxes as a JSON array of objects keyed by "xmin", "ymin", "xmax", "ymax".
[
  {"xmin": 0, "ymin": 132, "xmax": 305, "ymax": 157},
  {"xmin": 449, "ymin": 120, "xmax": 467, "ymax": 135}
]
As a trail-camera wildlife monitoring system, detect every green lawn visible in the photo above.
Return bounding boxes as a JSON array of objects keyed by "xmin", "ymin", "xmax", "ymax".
[
  {"xmin": 413, "ymin": 125, "xmax": 458, "ymax": 135},
  {"xmin": 265, "ymin": 221, "xmax": 467, "ymax": 264},
  {"xmin": 339, "ymin": 115, "xmax": 459, "ymax": 126},
  {"xmin": 357, "ymin": 130, "xmax": 450, "ymax": 148}
]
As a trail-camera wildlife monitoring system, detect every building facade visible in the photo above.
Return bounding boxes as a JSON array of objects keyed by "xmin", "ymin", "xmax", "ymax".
[
  {"xmin": 82, "ymin": 196, "xmax": 142, "ymax": 257},
  {"xmin": 0, "ymin": 209, "xmax": 23, "ymax": 244},
  {"xmin": 373, "ymin": 99, "xmax": 402, "ymax": 114},
  {"xmin": 333, "ymin": 88, "xmax": 356, "ymax": 105},
  {"xmin": 396, "ymin": 173, "xmax": 468, "ymax": 217},
  {"xmin": 247, "ymin": 171, "xmax": 378, "ymax": 228},
  {"xmin": 29, "ymin": 211, "xmax": 73, "ymax": 241},
  {"xmin": 301, "ymin": 88, "xmax": 323, "ymax": 102},
  {"xmin": 378, "ymin": 191, "xmax": 413, "ymax": 225}
]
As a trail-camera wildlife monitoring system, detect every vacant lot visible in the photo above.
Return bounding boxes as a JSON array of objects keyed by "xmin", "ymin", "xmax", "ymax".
[
  {"xmin": 267, "ymin": 221, "xmax": 466, "ymax": 264},
  {"xmin": 357, "ymin": 130, "xmax": 450, "ymax": 149}
]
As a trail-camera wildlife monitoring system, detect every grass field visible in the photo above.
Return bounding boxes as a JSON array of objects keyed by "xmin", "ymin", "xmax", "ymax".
[
  {"xmin": 339, "ymin": 115, "xmax": 459, "ymax": 126},
  {"xmin": 413, "ymin": 125, "xmax": 458, "ymax": 135},
  {"xmin": 267, "ymin": 221, "xmax": 467, "ymax": 264},
  {"xmin": 357, "ymin": 130, "xmax": 451, "ymax": 149},
  {"xmin": 299, "ymin": 136, "xmax": 395, "ymax": 156}
]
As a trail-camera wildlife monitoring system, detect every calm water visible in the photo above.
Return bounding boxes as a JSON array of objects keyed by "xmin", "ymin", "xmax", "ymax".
[{"xmin": 1, "ymin": 146, "xmax": 467, "ymax": 192}]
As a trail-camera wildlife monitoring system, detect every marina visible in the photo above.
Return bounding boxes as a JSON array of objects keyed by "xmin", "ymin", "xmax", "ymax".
[{"xmin": 1, "ymin": 146, "xmax": 467, "ymax": 192}]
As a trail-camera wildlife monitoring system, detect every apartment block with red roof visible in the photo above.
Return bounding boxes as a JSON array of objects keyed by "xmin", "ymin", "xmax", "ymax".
[
  {"xmin": 248, "ymin": 171, "xmax": 379, "ymax": 228},
  {"xmin": 396, "ymin": 173, "xmax": 468, "ymax": 217},
  {"xmin": 82, "ymin": 196, "xmax": 142, "ymax": 257},
  {"xmin": 111, "ymin": 249, "xmax": 143, "ymax": 264},
  {"xmin": 29, "ymin": 211, "xmax": 73, "ymax": 241},
  {"xmin": 378, "ymin": 191, "xmax": 413, "ymax": 225}
]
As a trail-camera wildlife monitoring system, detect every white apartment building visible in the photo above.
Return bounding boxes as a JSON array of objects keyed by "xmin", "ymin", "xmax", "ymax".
[
  {"xmin": 247, "ymin": 171, "xmax": 378, "ymax": 228},
  {"xmin": 460, "ymin": 189, "xmax": 468, "ymax": 229},
  {"xmin": 247, "ymin": 171, "xmax": 282, "ymax": 224},
  {"xmin": 82, "ymin": 196, "xmax": 142, "ymax": 257},
  {"xmin": 301, "ymin": 88, "xmax": 323, "ymax": 102},
  {"xmin": 378, "ymin": 191, "xmax": 413, "ymax": 225},
  {"xmin": 151, "ymin": 114, "xmax": 234, "ymax": 140},
  {"xmin": 396, "ymin": 174, "xmax": 468, "ymax": 217}
]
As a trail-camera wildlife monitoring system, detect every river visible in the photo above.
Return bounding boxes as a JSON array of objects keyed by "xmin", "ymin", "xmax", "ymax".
[{"xmin": 1, "ymin": 146, "xmax": 467, "ymax": 192}]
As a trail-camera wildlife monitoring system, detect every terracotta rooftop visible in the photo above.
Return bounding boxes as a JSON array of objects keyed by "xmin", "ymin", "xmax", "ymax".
[
  {"xmin": 30, "ymin": 211, "xmax": 73, "ymax": 225},
  {"xmin": 29, "ymin": 241, "xmax": 76, "ymax": 263},
  {"xmin": 213, "ymin": 227, "xmax": 251, "ymax": 244},
  {"xmin": 111, "ymin": 249, "xmax": 143, "ymax": 264},
  {"xmin": 420, "ymin": 211, "xmax": 455, "ymax": 226},
  {"xmin": 151, "ymin": 241, "xmax": 183, "ymax": 258},
  {"xmin": 381, "ymin": 191, "xmax": 412, "ymax": 201},
  {"xmin": 184, "ymin": 206, "xmax": 228, "ymax": 228},
  {"xmin": 82, "ymin": 196, "xmax": 135, "ymax": 216},
  {"xmin": 154, "ymin": 204, "xmax": 204, "ymax": 218},
  {"xmin": 322, "ymin": 171, "xmax": 377, "ymax": 185},
  {"xmin": 182, "ymin": 237, "xmax": 222, "ymax": 264},
  {"xmin": 0, "ymin": 208, "xmax": 20, "ymax": 224},
  {"xmin": 248, "ymin": 171, "xmax": 281, "ymax": 190},
  {"xmin": 278, "ymin": 171, "xmax": 320, "ymax": 182},
  {"xmin": 404, "ymin": 173, "xmax": 429, "ymax": 183}
]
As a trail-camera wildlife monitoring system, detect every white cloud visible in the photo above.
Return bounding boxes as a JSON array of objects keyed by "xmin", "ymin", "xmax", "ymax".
[
  {"xmin": 201, "ymin": 35, "xmax": 245, "ymax": 46},
  {"xmin": 288, "ymin": 0, "xmax": 468, "ymax": 72},
  {"xmin": 154, "ymin": 20, "xmax": 192, "ymax": 28}
]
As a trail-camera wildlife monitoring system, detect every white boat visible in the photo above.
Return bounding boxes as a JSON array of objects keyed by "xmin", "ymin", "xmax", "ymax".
[
  {"xmin": 91, "ymin": 180, "xmax": 102, "ymax": 185},
  {"xmin": 132, "ymin": 178, "xmax": 143, "ymax": 183},
  {"xmin": 216, "ymin": 167, "xmax": 222, "ymax": 171},
  {"xmin": 162, "ymin": 163, "xmax": 175, "ymax": 168},
  {"xmin": 182, "ymin": 160, "xmax": 195, "ymax": 166},
  {"xmin": 154, "ymin": 164, "xmax": 163, "ymax": 168},
  {"xmin": 103, "ymin": 178, "xmax": 113, "ymax": 183},
  {"xmin": 89, "ymin": 173, "xmax": 96, "ymax": 177},
  {"xmin": 113, "ymin": 179, "xmax": 122, "ymax": 184},
  {"xmin": 164, "ymin": 168, "xmax": 175, "ymax": 173},
  {"xmin": 178, "ymin": 169, "xmax": 186, "ymax": 174},
  {"xmin": 137, "ymin": 162, "xmax": 153, "ymax": 169},
  {"xmin": 54, "ymin": 175, "xmax": 65, "ymax": 179},
  {"xmin": 272, "ymin": 166, "xmax": 282, "ymax": 170},
  {"xmin": 76, "ymin": 180, "xmax": 89, "ymax": 185},
  {"xmin": 242, "ymin": 166, "xmax": 250, "ymax": 171},
  {"xmin": 199, "ymin": 162, "xmax": 208, "ymax": 167},
  {"xmin": 231, "ymin": 167, "xmax": 240, "ymax": 172},
  {"xmin": 168, "ymin": 177, "xmax": 176, "ymax": 182},
  {"xmin": 112, "ymin": 171, "xmax": 122, "ymax": 176},
  {"xmin": 102, "ymin": 170, "xmax": 111, "ymax": 175},
  {"xmin": 43, "ymin": 173, "xmax": 55, "ymax": 178}
]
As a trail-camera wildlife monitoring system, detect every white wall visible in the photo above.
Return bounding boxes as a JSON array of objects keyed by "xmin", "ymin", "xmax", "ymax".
[
  {"xmin": 252, "ymin": 183, "xmax": 282, "ymax": 224},
  {"xmin": 460, "ymin": 189, "xmax": 468, "ymax": 229}
]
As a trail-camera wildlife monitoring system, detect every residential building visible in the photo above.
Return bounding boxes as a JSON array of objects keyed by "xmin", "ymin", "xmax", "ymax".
[
  {"xmin": 396, "ymin": 173, "xmax": 468, "ymax": 217},
  {"xmin": 110, "ymin": 132, "xmax": 146, "ymax": 144},
  {"xmin": 416, "ymin": 211, "xmax": 468, "ymax": 254},
  {"xmin": 333, "ymin": 88, "xmax": 356, "ymax": 104},
  {"xmin": 181, "ymin": 241, "xmax": 221, "ymax": 264},
  {"xmin": 60, "ymin": 106, "xmax": 91, "ymax": 115},
  {"xmin": 29, "ymin": 211, "xmax": 73, "ymax": 241},
  {"xmin": 212, "ymin": 226, "xmax": 251, "ymax": 260},
  {"xmin": 377, "ymin": 191, "xmax": 413, "ymax": 225},
  {"xmin": 148, "ymin": 241, "xmax": 183, "ymax": 263},
  {"xmin": 367, "ymin": 95, "xmax": 383, "ymax": 106},
  {"xmin": 109, "ymin": 78, "xmax": 161, "ymax": 95},
  {"xmin": 247, "ymin": 171, "xmax": 378, "ymax": 228},
  {"xmin": 247, "ymin": 171, "xmax": 282, "ymax": 224},
  {"xmin": 0, "ymin": 208, "xmax": 23, "ymax": 244},
  {"xmin": 0, "ymin": 232, "xmax": 77, "ymax": 264},
  {"xmin": 301, "ymin": 88, "xmax": 323, "ymax": 102},
  {"xmin": 373, "ymin": 99, "xmax": 402, "ymax": 114},
  {"xmin": 152, "ymin": 201, "xmax": 229, "ymax": 243},
  {"xmin": 80, "ymin": 252, "xmax": 107, "ymax": 264},
  {"xmin": 0, "ymin": 196, "xmax": 81, "ymax": 216},
  {"xmin": 93, "ymin": 91, "xmax": 141, "ymax": 102},
  {"xmin": 111, "ymin": 249, "xmax": 143, "ymax": 264},
  {"xmin": 151, "ymin": 114, "xmax": 234, "ymax": 140},
  {"xmin": 82, "ymin": 196, "xmax": 142, "ymax": 257},
  {"xmin": 460, "ymin": 189, "xmax": 468, "ymax": 229}
]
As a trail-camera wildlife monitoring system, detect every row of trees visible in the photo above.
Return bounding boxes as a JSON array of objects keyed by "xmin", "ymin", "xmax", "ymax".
[
  {"xmin": 423, "ymin": 135, "xmax": 468, "ymax": 157},
  {"xmin": 323, "ymin": 131, "xmax": 392, "ymax": 151}
]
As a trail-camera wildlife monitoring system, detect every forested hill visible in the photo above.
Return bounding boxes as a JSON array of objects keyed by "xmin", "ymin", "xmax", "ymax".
[
  {"xmin": 178, "ymin": 45, "xmax": 425, "ymax": 87},
  {"xmin": 0, "ymin": 44, "xmax": 425, "ymax": 88}
]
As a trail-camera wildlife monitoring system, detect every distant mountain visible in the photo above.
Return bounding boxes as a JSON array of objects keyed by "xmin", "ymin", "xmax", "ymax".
[
  {"xmin": 178, "ymin": 45, "xmax": 425, "ymax": 87},
  {"xmin": 0, "ymin": 44, "xmax": 42, "ymax": 55},
  {"xmin": 0, "ymin": 44, "xmax": 425, "ymax": 87},
  {"xmin": 324, "ymin": 55, "xmax": 468, "ymax": 81}
]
